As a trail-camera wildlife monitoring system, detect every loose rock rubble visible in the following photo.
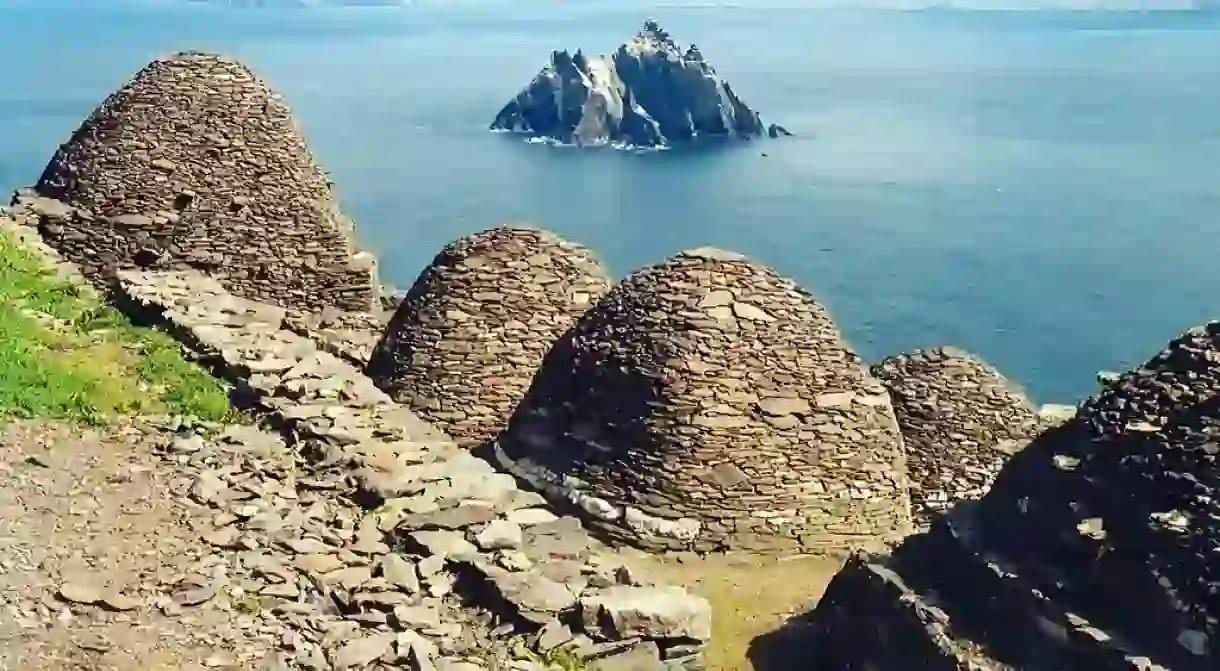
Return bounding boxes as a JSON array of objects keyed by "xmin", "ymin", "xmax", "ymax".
[
  {"xmin": 870, "ymin": 347, "xmax": 1041, "ymax": 526},
  {"xmin": 0, "ymin": 420, "xmax": 283, "ymax": 671},
  {"xmin": 113, "ymin": 268, "xmax": 712, "ymax": 670},
  {"xmin": 496, "ymin": 247, "xmax": 912, "ymax": 554},
  {"xmin": 159, "ymin": 416, "xmax": 508, "ymax": 671},
  {"xmin": 366, "ymin": 227, "xmax": 613, "ymax": 448},
  {"xmin": 795, "ymin": 323, "xmax": 1220, "ymax": 669},
  {"xmin": 25, "ymin": 51, "xmax": 379, "ymax": 313}
]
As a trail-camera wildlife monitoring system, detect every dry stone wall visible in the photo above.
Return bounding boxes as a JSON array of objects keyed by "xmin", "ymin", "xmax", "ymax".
[
  {"xmin": 495, "ymin": 247, "xmax": 912, "ymax": 554},
  {"xmin": 979, "ymin": 322, "xmax": 1220, "ymax": 661},
  {"xmin": 365, "ymin": 227, "xmax": 613, "ymax": 448},
  {"xmin": 29, "ymin": 51, "xmax": 378, "ymax": 313},
  {"xmin": 798, "ymin": 322, "xmax": 1220, "ymax": 669},
  {"xmin": 870, "ymin": 347, "xmax": 1041, "ymax": 526},
  {"xmin": 104, "ymin": 266, "xmax": 712, "ymax": 671}
]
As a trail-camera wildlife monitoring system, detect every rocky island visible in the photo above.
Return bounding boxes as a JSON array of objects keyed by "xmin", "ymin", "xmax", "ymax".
[{"xmin": 490, "ymin": 19, "xmax": 791, "ymax": 148}]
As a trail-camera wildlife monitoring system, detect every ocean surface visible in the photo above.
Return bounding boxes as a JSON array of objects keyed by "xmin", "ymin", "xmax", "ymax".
[{"xmin": 1, "ymin": 1, "xmax": 1218, "ymax": 404}]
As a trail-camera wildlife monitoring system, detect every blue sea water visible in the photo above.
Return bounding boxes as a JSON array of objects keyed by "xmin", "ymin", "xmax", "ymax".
[{"xmin": 1, "ymin": 1, "xmax": 1218, "ymax": 404}]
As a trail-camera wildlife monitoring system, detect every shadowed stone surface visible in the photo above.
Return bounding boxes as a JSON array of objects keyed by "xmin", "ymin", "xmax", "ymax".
[
  {"xmin": 28, "ymin": 51, "xmax": 378, "ymax": 313},
  {"xmin": 495, "ymin": 247, "xmax": 912, "ymax": 554},
  {"xmin": 491, "ymin": 20, "xmax": 774, "ymax": 148},
  {"xmin": 871, "ymin": 347, "xmax": 1041, "ymax": 526},
  {"xmin": 798, "ymin": 323, "xmax": 1220, "ymax": 669},
  {"xmin": 365, "ymin": 227, "xmax": 613, "ymax": 448}
]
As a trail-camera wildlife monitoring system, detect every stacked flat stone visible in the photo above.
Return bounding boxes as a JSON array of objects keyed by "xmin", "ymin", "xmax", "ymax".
[
  {"xmin": 799, "ymin": 323, "xmax": 1220, "ymax": 669},
  {"xmin": 101, "ymin": 264, "xmax": 711, "ymax": 670},
  {"xmin": 989, "ymin": 321, "xmax": 1220, "ymax": 658},
  {"xmin": 495, "ymin": 247, "xmax": 912, "ymax": 554},
  {"xmin": 29, "ymin": 51, "xmax": 378, "ymax": 313},
  {"xmin": 870, "ymin": 347, "xmax": 1041, "ymax": 525},
  {"xmin": 365, "ymin": 227, "xmax": 612, "ymax": 448}
]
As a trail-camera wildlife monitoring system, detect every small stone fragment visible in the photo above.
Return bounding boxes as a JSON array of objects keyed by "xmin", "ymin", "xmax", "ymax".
[
  {"xmin": 101, "ymin": 593, "xmax": 142, "ymax": 611},
  {"xmin": 294, "ymin": 553, "xmax": 345, "ymax": 574},
  {"xmin": 330, "ymin": 632, "xmax": 397, "ymax": 670},
  {"xmin": 380, "ymin": 553, "xmax": 420, "ymax": 593},
  {"xmin": 580, "ymin": 586, "xmax": 712, "ymax": 642},
  {"xmin": 474, "ymin": 520, "xmax": 523, "ymax": 550},
  {"xmin": 58, "ymin": 583, "xmax": 102, "ymax": 605}
]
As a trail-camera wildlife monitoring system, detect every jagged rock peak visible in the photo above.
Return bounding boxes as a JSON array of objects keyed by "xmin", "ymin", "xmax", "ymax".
[
  {"xmin": 629, "ymin": 18, "xmax": 679, "ymax": 53},
  {"xmin": 490, "ymin": 20, "xmax": 788, "ymax": 148}
]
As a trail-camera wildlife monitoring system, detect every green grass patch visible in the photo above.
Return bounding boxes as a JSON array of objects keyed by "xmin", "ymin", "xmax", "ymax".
[{"xmin": 0, "ymin": 229, "xmax": 232, "ymax": 425}]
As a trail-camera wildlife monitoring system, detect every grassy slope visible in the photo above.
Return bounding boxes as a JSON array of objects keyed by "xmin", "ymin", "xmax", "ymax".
[{"xmin": 0, "ymin": 229, "xmax": 231, "ymax": 425}]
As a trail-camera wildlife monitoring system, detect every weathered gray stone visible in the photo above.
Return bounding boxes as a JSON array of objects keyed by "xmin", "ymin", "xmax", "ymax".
[
  {"xmin": 366, "ymin": 227, "xmax": 611, "ymax": 448},
  {"xmin": 330, "ymin": 632, "xmax": 396, "ymax": 670},
  {"xmin": 380, "ymin": 553, "xmax": 421, "ymax": 594},
  {"xmin": 408, "ymin": 531, "xmax": 478, "ymax": 561},
  {"xmin": 870, "ymin": 346, "xmax": 1041, "ymax": 525},
  {"xmin": 28, "ymin": 52, "xmax": 378, "ymax": 313},
  {"xmin": 496, "ymin": 247, "xmax": 911, "ymax": 553},
  {"xmin": 477, "ymin": 566, "xmax": 579, "ymax": 624},
  {"xmin": 581, "ymin": 586, "xmax": 711, "ymax": 643},
  {"xmin": 474, "ymin": 520, "xmax": 523, "ymax": 551},
  {"xmin": 585, "ymin": 641, "xmax": 664, "ymax": 671}
]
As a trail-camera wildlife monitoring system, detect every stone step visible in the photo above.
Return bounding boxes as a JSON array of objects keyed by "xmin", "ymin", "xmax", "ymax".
[
  {"xmin": 960, "ymin": 449, "xmax": 1218, "ymax": 667},
  {"xmin": 891, "ymin": 511, "xmax": 1201, "ymax": 670},
  {"xmin": 807, "ymin": 536, "xmax": 1179, "ymax": 671},
  {"xmin": 807, "ymin": 553, "xmax": 1014, "ymax": 671}
]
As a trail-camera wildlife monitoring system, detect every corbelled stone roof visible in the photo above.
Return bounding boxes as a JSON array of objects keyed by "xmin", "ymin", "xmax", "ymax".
[
  {"xmin": 495, "ymin": 247, "xmax": 912, "ymax": 554},
  {"xmin": 1034, "ymin": 322, "xmax": 1220, "ymax": 640},
  {"xmin": 32, "ymin": 51, "xmax": 377, "ymax": 313},
  {"xmin": 803, "ymin": 322, "xmax": 1220, "ymax": 669},
  {"xmin": 871, "ymin": 347, "xmax": 1041, "ymax": 525},
  {"xmin": 365, "ymin": 226, "xmax": 612, "ymax": 447}
]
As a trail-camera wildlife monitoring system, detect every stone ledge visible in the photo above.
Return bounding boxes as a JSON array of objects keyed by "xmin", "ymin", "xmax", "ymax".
[{"xmin": 492, "ymin": 442, "xmax": 703, "ymax": 545}]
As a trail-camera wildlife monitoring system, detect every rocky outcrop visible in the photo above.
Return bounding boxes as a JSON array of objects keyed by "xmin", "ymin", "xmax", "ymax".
[
  {"xmin": 365, "ymin": 227, "xmax": 613, "ymax": 448},
  {"xmin": 871, "ymin": 347, "xmax": 1041, "ymax": 526},
  {"xmin": 490, "ymin": 20, "xmax": 779, "ymax": 148},
  {"xmin": 767, "ymin": 123, "xmax": 794, "ymax": 138},
  {"xmin": 494, "ymin": 247, "xmax": 912, "ymax": 554},
  {"xmin": 29, "ymin": 51, "xmax": 378, "ymax": 313},
  {"xmin": 798, "ymin": 323, "xmax": 1220, "ymax": 669}
]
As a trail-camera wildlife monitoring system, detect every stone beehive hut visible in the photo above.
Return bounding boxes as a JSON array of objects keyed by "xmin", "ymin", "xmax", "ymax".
[
  {"xmin": 802, "ymin": 322, "xmax": 1220, "ymax": 669},
  {"xmin": 494, "ymin": 247, "xmax": 912, "ymax": 554},
  {"xmin": 365, "ymin": 226, "xmax": 613, "ymax": 447},
  {"xmin": 870, "ymin": 347, "xmax": 1041, "ymax": 525},
  {"xmin": 31, "ymin": 51, "xmax": 378, "ymax": 313},
  {"xmin": 983, "ymin": 321, "xmax": 1220, "ymax": 658}
]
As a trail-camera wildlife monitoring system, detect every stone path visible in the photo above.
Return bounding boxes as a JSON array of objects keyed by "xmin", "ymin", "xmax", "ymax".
[
  {"xmin": 0, "ymin": 419, "xmax": 280, "ymax": 671},
  {"xmin": 111, "ymin": 268, "xmax": 712, "ymax": 671}
]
